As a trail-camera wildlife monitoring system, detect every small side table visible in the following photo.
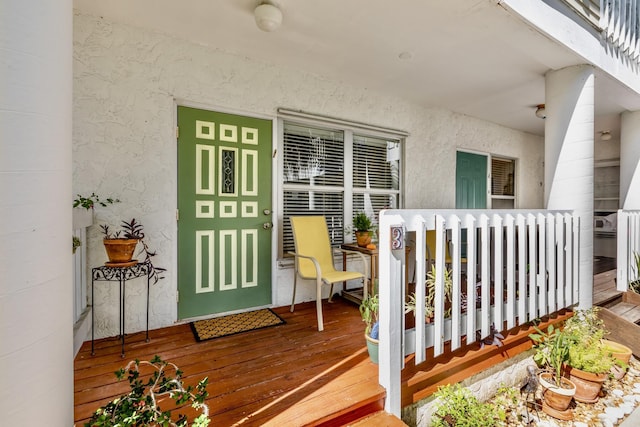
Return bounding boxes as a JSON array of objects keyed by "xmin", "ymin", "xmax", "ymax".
[
  {"xmin": 91, "ymin": 261, "xmax": 151, "ymax": 357},
  {"xmin": 340, "ymin": 243, "xmax": 378, "ymax": 304}
]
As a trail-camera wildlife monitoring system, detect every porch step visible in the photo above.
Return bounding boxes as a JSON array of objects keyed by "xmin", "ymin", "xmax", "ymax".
[
  {"xmin": 599, "ymin": 294, "xmax": 640, "ymax": 357},
  {"xmin": 347, "ymin": 411, "xmax": 409, "ymax": 426}
]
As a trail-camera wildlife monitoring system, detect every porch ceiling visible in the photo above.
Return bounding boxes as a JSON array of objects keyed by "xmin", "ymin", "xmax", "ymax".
[{"xmin": 74, "ymin": 0, "xmax": 635, "ymax": 137}]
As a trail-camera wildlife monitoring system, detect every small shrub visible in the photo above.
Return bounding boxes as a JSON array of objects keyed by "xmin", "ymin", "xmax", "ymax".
[{"xmin": 431, "ymin": 383, "xmax": 502, "ymax": 427}]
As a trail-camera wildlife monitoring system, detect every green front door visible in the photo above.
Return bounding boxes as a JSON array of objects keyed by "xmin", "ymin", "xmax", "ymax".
[
  {"xmin": 456, "ymin": 151, "xmax": 487, "ymax": 209},
  {"xmin": 177, "ymin": 106, "xmax": 272, "ymax": 319},
  {"xmin": 456, "ymin": 151, "xmax": 487, "ymax": 257}
]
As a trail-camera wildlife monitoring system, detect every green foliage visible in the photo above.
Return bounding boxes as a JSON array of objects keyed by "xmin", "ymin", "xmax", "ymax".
[
  {"xmin": 85, "ymin": 355, "xmax": 209, "ymax": 427},
  {"xmin": 101, "ymin": 219, "xmax": 166, "ymax": 284},
  {"xmin": 405, "ymin": 265, "xmax": 453, "ymax": 320},
  {"xmin": 529, "ymin": 324, "xmax": 571, "ymax": 387},
  {"xmin": 72, "ymin": 235, "xmax": 82, "ymax": 254},
  {"xmin": 568, "ymin": 341, "xmax": 614, "ymax": 374},
  {"xmin": 492, "ymin": 384, "xmax": 518, "ymax": 417},
  {"xmin": 564, "ymin": 308, "xmax": 615, "ymax": 374},
  {"xmin": 352, "ymin": 212, "xmax": 373, "ymax": 231},
  {"xmin": 431, "ymin": 383, "xmax": 501, "ymax": 427},
  {"xmin": 74, "ymin": 193, "xmax": 120, "ymax": 210},
  {"xmin": 359, "ymin": 293, "xmax": 379, "ymax": 335}
]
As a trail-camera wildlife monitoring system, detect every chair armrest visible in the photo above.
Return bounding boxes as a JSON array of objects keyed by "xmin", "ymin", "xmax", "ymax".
[{"xmin": 288, "ymin": 251, "xmax": 323, "ymax": 278}]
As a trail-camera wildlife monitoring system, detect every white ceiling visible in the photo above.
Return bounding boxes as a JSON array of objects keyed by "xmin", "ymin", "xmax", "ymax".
[{"xmin": 73, "ymin": 0, "xmax": 637, "ymax": 137}]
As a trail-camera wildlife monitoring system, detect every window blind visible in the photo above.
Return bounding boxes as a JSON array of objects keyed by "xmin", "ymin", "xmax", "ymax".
[{"xmin": 491, "ymin": 157, "xmax": 515, "ymax": 196}]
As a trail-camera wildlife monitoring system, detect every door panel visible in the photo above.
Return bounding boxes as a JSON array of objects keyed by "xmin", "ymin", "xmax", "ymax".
[
  {"xmin": 456, "ymin": 151, "xmax": 487, "ymax": 209},
  {"xmin": 177, "ymin": 106, "xmax": 272, "ymax": 319}
]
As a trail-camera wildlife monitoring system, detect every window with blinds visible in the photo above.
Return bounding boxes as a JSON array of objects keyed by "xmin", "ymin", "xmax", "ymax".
[
  {"xmin": 491, "ymin": 157, "xmax": 516, "ymax": 209},
  {"xmin": 281, "ymin": 120, "xmax": 402, "ymax": 255}
]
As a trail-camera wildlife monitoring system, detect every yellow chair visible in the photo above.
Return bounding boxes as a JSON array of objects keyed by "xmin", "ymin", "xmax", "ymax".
[{"xmin": 289, "ymin": 216, "xmax": 369, "ymax": 331}]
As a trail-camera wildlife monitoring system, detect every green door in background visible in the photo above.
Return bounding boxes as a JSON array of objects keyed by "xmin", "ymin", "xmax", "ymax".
[
  {"xmin": 177, "ymin": 106, "xmax": 272, "ymax": 319},
  {"xmin": 456, "ymin": 151, "xmax": 487, "ymax": 209},
  {"xmin": 456, "ymin": 151, "xmax": 487, "ymax": 258}
]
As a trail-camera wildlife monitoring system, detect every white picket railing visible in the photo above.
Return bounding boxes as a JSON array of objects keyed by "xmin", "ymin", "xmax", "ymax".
[
  {"xmin": 617, "ymin": 210, "xmax": 640, "ymax": 290},
  {"xmin": 377, "ymin": 209, "xmax": 581, "ymax": 415}
]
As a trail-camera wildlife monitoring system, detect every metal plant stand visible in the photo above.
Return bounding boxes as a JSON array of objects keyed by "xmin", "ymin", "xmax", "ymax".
[{"xmin": 91, "ymin": 261, "xmax": 151, "ymax": 357}]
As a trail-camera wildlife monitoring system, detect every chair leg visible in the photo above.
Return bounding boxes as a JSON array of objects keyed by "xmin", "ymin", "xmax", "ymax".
[
  {"xmin": 328, "ymin": 283, "xmax": 335, "ymax": 302},
  {"xmin": 291, "ymin": 272, "xmax": 298, "ymax": 313},
  {"xmin": 316, "ymin": 277, "xmax": 324, "ymax": 331}
]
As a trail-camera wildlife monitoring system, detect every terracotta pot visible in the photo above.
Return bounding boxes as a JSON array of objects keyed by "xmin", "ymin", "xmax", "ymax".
[
  {"xmin": 539, "ymin": 372, "xmax": 575, "ymax": 413},
  {"xmin": 564, "ymin": 365, "xmax": 607, "ymax": 403},
  {"xmin": 103, "ymin": 238, "xmax": 139, "ymax": 263},
  {"xmin": 355, "ymin": 231, "xmax": 372, "ymax": 248},
  {"xmin": 364, "ymin": 333, "xmax": 379, "ymax": 364},
  {"xmin": 603, "ymin": 339, "xmax": 632, "ymax": 379}
]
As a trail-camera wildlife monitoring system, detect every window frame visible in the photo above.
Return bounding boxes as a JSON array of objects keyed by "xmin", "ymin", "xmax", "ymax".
[
  {"xmin": 276, "ymin": 115, "xmax": 405, "ymax": 259},
  {"xmin": 489, "ymin": 155, "xmax": 517, "ymax": 209}
]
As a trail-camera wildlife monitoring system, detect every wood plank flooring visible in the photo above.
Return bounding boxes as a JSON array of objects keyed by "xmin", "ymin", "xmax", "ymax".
[{"xmin": 74, "ymin": 298, "xmax": 382, "ymax": 427}]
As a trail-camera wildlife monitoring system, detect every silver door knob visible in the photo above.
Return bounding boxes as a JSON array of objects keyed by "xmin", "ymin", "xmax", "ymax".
[{"xmin": 263, "ymin": 222, "xmax": 273, "ymax": 229}]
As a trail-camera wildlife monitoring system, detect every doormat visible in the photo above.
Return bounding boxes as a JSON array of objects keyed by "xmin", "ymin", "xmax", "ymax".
[{"xmin": 190, "ymin": 309, "xmax": 285, "ymax": 342}]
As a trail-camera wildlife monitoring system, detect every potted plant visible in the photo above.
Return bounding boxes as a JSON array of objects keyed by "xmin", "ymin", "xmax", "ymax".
[
  {"xmin": 529, "ymin": 324, "xmax": 576, "ymax": 420},
  {"xmin": 85, "ymin": 355, "xmax": 210, "ymax": 427},
  {"xmin": 352, "ymin": 212, "xmax": 375, "ymax": 248},
  {"xmin": 563, "ymin": 308, "xmax": 617, "ymax": 401},
  {"xmin": 359, "ymin": 293, "xmax": 379, "ymax": 364},
  {"xmin": 405, "ymin": 265, "xmax": 453, "ymax": 323},
  {"xmin": 101, "ymin": 218, "xmax": 166, "ymax": 284}
]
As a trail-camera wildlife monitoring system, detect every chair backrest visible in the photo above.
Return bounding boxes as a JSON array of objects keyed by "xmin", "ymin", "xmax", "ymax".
[{"xmin": 290, "ymin": 216, "xmax": 335, "ymax": 277}]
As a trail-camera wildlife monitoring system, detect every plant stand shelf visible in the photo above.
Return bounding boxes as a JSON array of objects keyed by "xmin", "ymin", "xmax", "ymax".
[{"xmin": 91, "ymin": 261, "xmax": 151, "ymax": 357}]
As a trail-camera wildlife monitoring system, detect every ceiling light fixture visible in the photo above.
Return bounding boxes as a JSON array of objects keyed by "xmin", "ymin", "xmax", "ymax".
[
  {"xmin": 600, "ymin": 131, "xmax": 612, "ymax": 141},
  {"xmin": 535, "ymin": 104, "xmax": 546, "ymax": 119},
  {"xmin": 254, "ymin": 1, "xmax": 283, "ymax": 32}
]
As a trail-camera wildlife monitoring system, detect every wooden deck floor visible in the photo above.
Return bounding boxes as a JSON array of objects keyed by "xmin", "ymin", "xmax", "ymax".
[
  {"xmin": 75, "ymin": 265, "xmax": 619, "ymax": 426},
  {"xmin": 74, "ymin": 298, "xmax": 383, "ymax": 427}
]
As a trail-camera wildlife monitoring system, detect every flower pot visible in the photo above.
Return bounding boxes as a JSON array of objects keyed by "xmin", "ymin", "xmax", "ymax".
[
  {"xmin": 603, "ymin": 339, "xmax": 632, "ymax": 379},
  {"xmin": 356, "ymin": 231, "xmax": 372, "ymax": 248},
  {"xmin": 103, "ymin": 238, "xmax": 139, "ymax": 264},
  {"xmin": 564, "ymin": 365, "xmax": 607, "ymax": 403},
  {"xmin": 539, "ymin": 372, "xmax": 575, "ymax": 419},
  {"xmin": 364, "ymin": 333, "xmax": 379, "ymax": 364}
]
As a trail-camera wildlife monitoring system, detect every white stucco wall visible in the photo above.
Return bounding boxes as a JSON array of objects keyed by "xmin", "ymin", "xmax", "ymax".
[{"xmin": 73, "ymin": 12, "xmax": 544, "ymax": 339}]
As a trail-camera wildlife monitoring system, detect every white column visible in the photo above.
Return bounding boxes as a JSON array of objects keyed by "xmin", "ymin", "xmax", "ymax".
[
  {"xmin": 621, "ymin": 111, "xmax": 640, "ymax": 209},
  {"xmin": 0, "ymin": 1, "xmax": 73, "ymax": 425},
  {"xmin": 544, "ymin": 65, "xmax": 595, "ymax": 309}
]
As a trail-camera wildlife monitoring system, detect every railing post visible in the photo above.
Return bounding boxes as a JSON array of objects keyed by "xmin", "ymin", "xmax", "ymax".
[{"xmin": 378, "ymin": 212, "xmax": 404, "ymax": 417}]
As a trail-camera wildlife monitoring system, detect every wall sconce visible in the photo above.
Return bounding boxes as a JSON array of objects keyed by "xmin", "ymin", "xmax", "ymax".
[
  {"xmin": 254, "ymin": 1, "xmax": 283, "ymax": 32},
  {"xmin": 535, "ymin": 104, "xmax": 546, "ymax": 119},
  {"xmin": 600, "ymin": 131, "xmax": 612, "ymax": 141}
]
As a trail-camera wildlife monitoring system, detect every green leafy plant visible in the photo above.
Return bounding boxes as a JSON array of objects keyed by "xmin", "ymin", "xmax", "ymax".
[
  {"xmin": 405, "ymin": 265, "xmax": 453, "ymax": 320},
  {"xmin": 359, "ymin": 293, "xmax": 379, "ymax": 338},
  {"xmin": 101, "ymin": 218, "xmax": 167, "ymax": 284},
  {"xmin": 352, "ymin": 212, "xmax": 373, "ymax": 232},
  {"xmin": 73, "ymin": 235, "xmax": 82, "ymax": 254},
  {"xmin": 74, "ymin": 193, "xmax": 120, "ymax": 210},
  {"xmin": 431, "ymin": 383, "xmax": 502, "ymax": 427},
  {"xmin": 85, "ymin": 355, "xmax": 209, "ymax": 427},
  {"xmin": 563, "ymin": 307, "xmax": 615, "ymax": 374},
  {"xmin": 529, "ymin": 324, "xmax": 571, "ymax": 387}
]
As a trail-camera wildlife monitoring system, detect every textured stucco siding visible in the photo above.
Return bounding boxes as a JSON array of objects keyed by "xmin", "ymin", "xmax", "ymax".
[{"xmin": 73, "ymin": 12, "xmax": 544, "ymax": 338}]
